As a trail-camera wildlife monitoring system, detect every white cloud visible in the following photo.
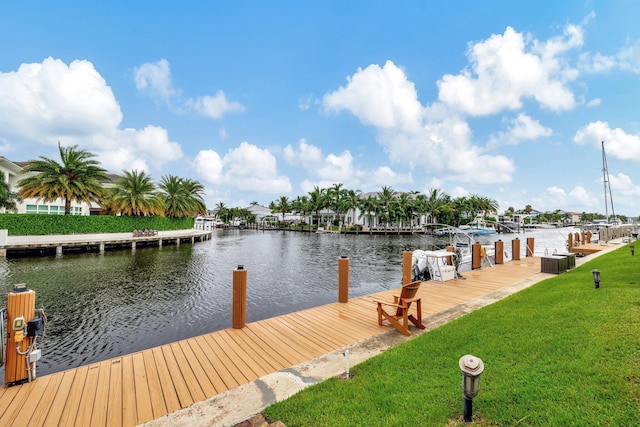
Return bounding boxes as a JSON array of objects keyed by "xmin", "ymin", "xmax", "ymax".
[
  {"xmin": 133, "ymin": 59, "xmax": 177, "ymax": 102},
  {"xmin": 134, "ymin": 59, "xmax": 245, "ymax": 119},
  {"xmin": 437, "ymin": 25, "xmax": 581, "ymax": 115},
  {"xmin": 487, "ymin": 113, "xmax": 552, "ymax": 149},
  {"xmin": 0, "ymin": 57, "xmax": 186, "ymax": 173},
  {"xmin": 586, "ymin": 98, "xmax": 601, "ymax": 107},
  {"xmin": 186, "ymin": 90, "xmax": 245, "ymax": 118},
  {"xmin": 323, "ymin": 60, "xmax": 424, "ymax": 132},
  {"xmin": 0, "ymin": 57, "xmax": 122, "ymax": 147},
  {"xmin": 194, "ymin": 142, "xmax": 291, "ymax": 193},
  {"xmin": 579, "ymin": 40, "xmax": 640, "ymax": 75},
  {"xmin": 574, "ymin": 121, "xmax": 640, "ymax": 160}
]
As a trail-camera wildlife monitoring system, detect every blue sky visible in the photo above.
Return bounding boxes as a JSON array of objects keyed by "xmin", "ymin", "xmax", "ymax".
[{"xmin": 1, "ymin": 1, "xmax": 639, "ymax": 217}]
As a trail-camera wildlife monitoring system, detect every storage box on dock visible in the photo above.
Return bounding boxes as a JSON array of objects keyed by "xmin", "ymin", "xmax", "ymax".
[
  {"xmin": 541, "ymin": 255, "xmax": 568, "ymax": 274},
  {"xmin": 553, "ymin": 252, "xmax": 576, "ymax": 269}
]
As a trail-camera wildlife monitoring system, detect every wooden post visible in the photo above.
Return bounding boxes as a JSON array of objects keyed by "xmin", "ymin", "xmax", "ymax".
[
  {"xmin": 445, "ymin": 246, "xmax": 454, "ymax": 265},
  {"xmin": 574, "ymin": 232, "xmax": 580, "ymax": 245},
  {"xmin": 402, "ymin": 251, "xmax": 413, "ymax": 285},
  {"xmin": 472, "ymin": 243, "xmax": 482, "ymax": 270},
  {"xmin": 5, "ymin": 286, "xmax": 36, "ymax": 386},
  {"xmin": 338, "ymin": 256, "xmax": 350, "ymax": 303},
  {"xmin": 586, "ymin": 231, "xmax": 592, "ymax": 244},
  {"xmin": 232, "ymin": 265, "xmax": 247, "ymax": 329},
  {"xmin": 526, "ymin": 237, "xmax": 534, "ymax": 257},
  {"xmin": 568, "ymin": 233, "xmax": 573, "ymax": 249},
  {"xmin": 495, "ymin": 240, "xmax": 504, "ymax": 264},
  {"xmin": 512, "ymin": 238, "xmax": 521, "ymax": 261}
]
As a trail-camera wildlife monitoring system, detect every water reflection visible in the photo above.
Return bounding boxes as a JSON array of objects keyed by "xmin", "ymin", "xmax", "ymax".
[{"xmin": 0, "ymin": 227, "xmax": 575, "ymax": 378}]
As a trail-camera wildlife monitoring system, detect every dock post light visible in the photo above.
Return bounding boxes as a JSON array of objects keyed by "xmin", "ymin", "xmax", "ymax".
[
  {"xmin": 459, "ymin": 354, "xmax": 484, "ymax": 423},
  {"xmin": 631, "ymin": 245, "xmax": 635, "ymax": 256},
  {"xmin": 592, "ymin": 269, "xmax": 601, "ymax": 289}
]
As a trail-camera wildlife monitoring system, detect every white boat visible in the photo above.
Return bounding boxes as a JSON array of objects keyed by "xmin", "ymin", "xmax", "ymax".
[{"xmin": 459, "ymin": 215, "xmax": 497, "ymax": 235}]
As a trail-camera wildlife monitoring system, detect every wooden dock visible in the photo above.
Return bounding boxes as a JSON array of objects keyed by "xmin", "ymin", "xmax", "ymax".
[{"xmin": 0, "ymin": 256, "xmax": 571, "ymax": 426}]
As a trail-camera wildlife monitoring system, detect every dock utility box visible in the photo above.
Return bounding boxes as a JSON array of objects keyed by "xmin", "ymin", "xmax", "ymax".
[
  {"xmin": 553, "ymin": 252, "xmax": 576, "ymax": 269},
  {"xmin": 541, "ymin": 256, "xmax": 568, "ymax": 274}
]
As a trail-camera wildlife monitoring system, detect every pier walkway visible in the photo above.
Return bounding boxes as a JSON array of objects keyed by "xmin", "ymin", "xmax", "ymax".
[
  {"xmin": 0, "ymin": 243, "xmax": 618, "ymax": 427},
  {"xmin": 0, "ymin": 229, "xmax": 212, "ymax": 257}
]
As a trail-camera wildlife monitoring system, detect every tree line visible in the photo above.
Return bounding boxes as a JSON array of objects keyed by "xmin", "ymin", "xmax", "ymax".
[{"xmin": 1, "ymin": 143, "xmax": 207, "ymax": 218}]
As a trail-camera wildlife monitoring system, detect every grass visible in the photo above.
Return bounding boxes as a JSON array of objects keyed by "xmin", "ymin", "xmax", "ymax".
[{"xmin": 263, "ymin": 243, "xmax": 640, "ymax": 426}]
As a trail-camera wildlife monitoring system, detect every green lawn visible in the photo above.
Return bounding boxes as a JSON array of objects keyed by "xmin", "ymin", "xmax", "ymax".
[{"xmin": 264, "ymin": 243, "xmax": 640, "ymax": 426}]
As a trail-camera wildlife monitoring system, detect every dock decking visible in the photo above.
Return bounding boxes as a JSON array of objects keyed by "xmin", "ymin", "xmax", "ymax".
[{"xmin": 0, "ymin": 256, "xmax": 573, "ymax": 426}]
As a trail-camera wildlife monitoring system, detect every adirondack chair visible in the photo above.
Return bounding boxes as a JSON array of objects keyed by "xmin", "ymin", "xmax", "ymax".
[{"xmin": 376, "ymin": 280, "xmax": 426, "ymax": 336}]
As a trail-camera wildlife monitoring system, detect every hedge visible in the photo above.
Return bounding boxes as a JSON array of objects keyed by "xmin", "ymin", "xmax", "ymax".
[{"xmin": 0, "ymin": 214, "xmax": 195, "ymax": 236}]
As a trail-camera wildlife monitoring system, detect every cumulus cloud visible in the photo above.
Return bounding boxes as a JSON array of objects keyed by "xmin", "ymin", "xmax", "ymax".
[
  {"xmin": 323, "ymin": 60, "xmax": 424, "ymax": 132},
  {"xmin": 323, "ymin": 60, "xmax": 516, "ymax": 184},
  {"xmin": 186, "ymin": 90, "xmax": 245, "ymax": 118},
  {"xmin": 0, "ymin": 57, "xmax": 122, "ymax": 147},
  {"xmin": 437, "ymin": 25, "xmax": 581, "ymax": 115},
  {"xmin": 284, "ymin": 139, "xmax": 412, "ymax": 191},
  {"xmin": 133, "ymin": 59, "xmax": 177, "ymax": 102},
  {"xmin": 134, "ymin": 59, "xmax": 245, "ymax": 119},
  {"xmin": 580, "ymin": 40, "xmax": 640, "ymax": 74},
  {"xmin": 487, "ymin": 113, "xmax": 552, "ymax": 149},
  {"xmin": 194, "ymin": 142, "xmax": 291, "ymax": 193},
  {"xmin": 0, "ymin": 57, "xmax": 185, "ymax": 173},
  {"xmin": 574, "ymin": 121, "xmax": 640, "ymax": 160}
]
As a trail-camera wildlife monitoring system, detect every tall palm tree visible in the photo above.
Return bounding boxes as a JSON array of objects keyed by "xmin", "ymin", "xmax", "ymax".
[
  {"xmin": 17, "ymin": 143, "xmax": 109, "ymax": 214},
  {"xmin": 358, "ymin": 195, "xmax": 379, "ymax": 235},
  {"xmin": 307, "ymin": 186, "xmax": 327, "ymax": 231},
  {"xmin": 0, "ymin": 171, "xmax": 21, "ymax": 212},
  {"xmin": 327, "ymin": 183, "xmax": 345, "ymax": 230},
  {"xmin": 343, "ymin": 189, "xmax": 363, "ymax": 228},
  {"xmin": 110, "ymin": 170, "xmax": 164, "ymax": 216},
  {"xmin": 158, "ymin": 175, "xmax": 207, "ymax": 218},
  {"xmin": 377, "ymin": 186, "xmax": 396, "ymax": 234},
  {"xmin": 291, "ymin": 195, "xmax": 309, "ymax": 228},
  {"xmin": 272, "ymin": 196, "xmax": 291, "ymax": 223}
]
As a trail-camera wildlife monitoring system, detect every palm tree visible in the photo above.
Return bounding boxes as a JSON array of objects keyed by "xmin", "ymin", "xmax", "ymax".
[
  {"xmin": 17, "ymin": 143, "xmax": 109, "ymax": 214},
  {"xmin": 377, "ymin": 186, "xmax": 396, "ymax": 234},
  {"xmin": 358, "ymin": 195, "xmax": 378, "ymax": 235},
  {"xmin": 158, "ymin": 175, "xmax": 207, "ymax": 218},
  {"xmin": 291, "ymin": 195, "xmax": 309, "ymax": 228},
  {"xmin": 307, "ymin": 186, "xmax": 327, "ymax": 231},
  {"xmin": 343, "ymin": 189, "xmax": 363, "ymax": 229},
  {"xmin": 327, "ymin": 183, "xmax": 345, "ymax": 231},
  {"xmin": 110, "ymin": 170, "xmax": 164, "ymax": 216},
  {"xmin": 423, "ymin": 188, "xmax": 450, "ymax": 225},
  {"xmin": 0, "ymin": 171, "xmax": 21, "ymax": 212},
  {"xmin": 271, "ymin": 196, "xmax": 291, "ymax": 224}
]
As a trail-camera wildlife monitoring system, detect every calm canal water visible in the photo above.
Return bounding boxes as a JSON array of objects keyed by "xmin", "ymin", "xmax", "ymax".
[{"xmin": 0, "ymin": 227, "xmax": 576, "ymax": 379}]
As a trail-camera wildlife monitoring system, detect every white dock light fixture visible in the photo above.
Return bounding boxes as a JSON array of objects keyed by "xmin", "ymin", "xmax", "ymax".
[
  {"xmin": 459, "ymin": 354, "xmax": 484, "ymax": 423},
  {"xmin": 592, "ymin": 269, "xmax": 601, "ymax": 289}
]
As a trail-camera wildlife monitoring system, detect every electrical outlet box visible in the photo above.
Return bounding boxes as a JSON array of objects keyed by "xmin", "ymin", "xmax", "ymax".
[{"xmin": 28, "ymin": 349, "xmax": 42, "ymax": 363}]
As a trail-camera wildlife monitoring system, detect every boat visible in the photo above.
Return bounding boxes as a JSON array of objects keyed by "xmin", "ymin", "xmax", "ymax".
[
  {"xmin": 411, "ymin": 227, "xmax": 510, "ymax": 282},
  {"xmin": 459, "ymin": 215, "xmax": 497, "ymax": 235}
]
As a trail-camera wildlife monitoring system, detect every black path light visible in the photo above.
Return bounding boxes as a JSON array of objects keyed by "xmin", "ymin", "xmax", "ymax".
[
  {"xmin": 592, "ymin": 269, "xmax": 601, "ymax": 289},
  {"xmin": 631, "ymin": 245, "xmax": 635, "ymax": 256},
  {"xmin": 459, "ymin": 354, "xmax": 485, "ymax": 422}
]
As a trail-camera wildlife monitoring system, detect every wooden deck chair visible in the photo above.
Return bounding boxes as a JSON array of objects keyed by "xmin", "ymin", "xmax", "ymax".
[{"xmin": 376, "ymin": 281, "xmax": 426, "ymax": 336}]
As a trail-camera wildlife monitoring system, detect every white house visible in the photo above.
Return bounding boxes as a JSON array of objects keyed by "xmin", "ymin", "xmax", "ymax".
[{"xmin": 0, "ymin": 156, "xmax": 106, "ymax": 215}]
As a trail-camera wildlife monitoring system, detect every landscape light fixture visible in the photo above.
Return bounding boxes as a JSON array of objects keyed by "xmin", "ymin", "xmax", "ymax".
[
  {"xmin": 592, "ymin": 269, "xmax": 601, "ymax": 289},
  {"xmin": 631, "ymin": 245, "xmax": 635, "ymax": 256},
  {"xmin": 459, "ymin": 354, "xmax": 484, "ymax": 423}
]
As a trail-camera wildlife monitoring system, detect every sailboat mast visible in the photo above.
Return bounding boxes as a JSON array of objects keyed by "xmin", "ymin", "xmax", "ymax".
[{"xmin": 601, "ymin": 140, "xmax": 616, "ymax": 222}]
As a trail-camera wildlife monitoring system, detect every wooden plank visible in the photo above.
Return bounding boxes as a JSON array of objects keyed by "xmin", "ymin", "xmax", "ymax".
[
  {"xmin": 106, "ymin": 359, "xmax": 123, "ymax": 427},
  {"xmin": 184, "ymin": 337, "xmax": 231, "ymax": 394},
  {"xmin": 20, "ymin": 374, "xmax": 63, "ymax": 427},
  {"xmin": 57, "ymin": 365, "xmax": 89, "ymax": 427},
  {"xmin": 204, "ymin": 333, "xmax": 256, "ymax": 383},
  {"xmin": 216, "ymin": 330, "xmax": 270, "ymax": 378},
  {"xmin": 192, "ymin": 335, "xmax": 241, "ymax": 391},
  {"xmin": 74, "ymin": 363, "xmax": 101, "ymax": 427},
  {"xmin": 176, "ymin": 339, "xmax": 217, "ymax": 398},
  {"xmin": 160, "ymin": 344, "xmax": 194, "ymax": 408},
  {"xmin": 169, "ymin": 342, "xmax": 206, "ymax": 403},
  {"xmin": 43, "ymin": 370, "xmax": 78, "ymax": 427},
  {"xmin": 132, "ymin": 352, "xmax": 154, "ymax": 425},
  {"xmin": 87, "ymin": 360, "xmax": 113, "ymax": 427},
  {"xmin": 8, "ymin": 375, "xmax": 53, "ymax": 427},
  {"xmin": 225, "ymin": 328, "xmax": 282, "ymax": 372},
  {"xmin": 142, "ymin": 349, "xmax": 168, "ymax": 419},
  {"xmin": 151, "ymin": 347, "xmax": 181, "ymax": 414},
  {"xmin": 120, "ymin": 355, "xmax": 137, "ymax": 427}
]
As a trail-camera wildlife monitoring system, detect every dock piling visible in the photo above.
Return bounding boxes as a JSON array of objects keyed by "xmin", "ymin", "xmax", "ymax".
[
  {"xmin": 402, "ymin": 251, "xmax": 413, "ymax": 285},
  {"xmin": 4, "ymin": 286, "xmax": 36, "ymax": 386},
  {"xmin": 338, "ymin": 256, "xmax": 350, "ymax": 303},
  {"xmin": 232, "ymin": 265, "xmax": 247, "ymax": 329}
]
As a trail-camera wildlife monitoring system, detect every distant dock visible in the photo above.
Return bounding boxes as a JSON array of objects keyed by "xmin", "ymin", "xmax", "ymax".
[{"xmin": 0, "ymin": 229, "xmax": 212, "ymax": 258}]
